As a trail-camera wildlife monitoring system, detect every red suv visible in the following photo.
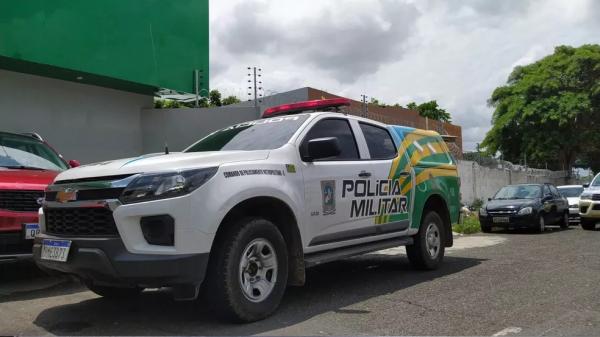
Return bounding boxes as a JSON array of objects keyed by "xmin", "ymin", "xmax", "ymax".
[{"xmin": 0, "ymin": 132, "xmax": 78, "ymax": 262}]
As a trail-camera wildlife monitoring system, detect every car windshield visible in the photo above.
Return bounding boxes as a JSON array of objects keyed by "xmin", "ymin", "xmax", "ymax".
[
  {"xmin": 494, "ymin": 185, "xmax": 541, "ymax": 199},
  {"xmin": 184, "ymin": 114, "xmax": 309, "ymax": 152},
  {"xmin": 591, "ymin": 175, "xmax": 600, "ymax": 187},
  {"xmin": 0, "ymin": 133, "xmax": 68, "ymax": 171},
  {"xmin": 558, "ymin": 187, "xmax": 584, "ymax": 197}
]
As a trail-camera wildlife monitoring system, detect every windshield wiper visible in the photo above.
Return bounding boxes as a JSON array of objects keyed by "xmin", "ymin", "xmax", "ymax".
[{"xmin": 0, "ymin": 165, "xmax": 46, "ymax": 171}]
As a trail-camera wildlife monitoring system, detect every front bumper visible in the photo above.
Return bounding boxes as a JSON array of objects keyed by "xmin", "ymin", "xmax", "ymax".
[
  {"xmin": 579, "ymin": 200, "xmax": 600, "ymax": 220},
  {"xmin": 0, "ymin": 210, "xmax": 39, "ymax": 262},
  {"xmin": 568, "ymin": 207, "xmax": 580, "ymax": 222},
  {"xmin": 479, "ymin": 213, "xmax": 537, "ymax": 228},
  {"xmin": 33, "ymin": 233, "xmax": 209, "ymax": 288}
]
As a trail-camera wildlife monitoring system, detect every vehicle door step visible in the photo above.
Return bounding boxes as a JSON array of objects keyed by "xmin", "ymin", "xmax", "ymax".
[{"xmin": 304, "ymin": 236, "xmax": 413, "ymax": 268}]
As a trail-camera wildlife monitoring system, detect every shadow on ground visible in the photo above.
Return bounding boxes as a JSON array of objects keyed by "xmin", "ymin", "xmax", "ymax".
[
  {"xmin": 491, "ymin": 225, "xmax": 575, "ymax": 235},
  {"xmin": 33, "ymin": 254, "xmax": 485, "ymax": 335},
  {"xmin": 0, "ymin": 260, "xmax": 84, "ymax": 302}
]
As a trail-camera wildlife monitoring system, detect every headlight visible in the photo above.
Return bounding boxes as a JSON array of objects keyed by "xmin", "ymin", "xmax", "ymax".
[
  {"xmin": 479, "ymin": 208, "xmax": 487, "ymax": 216},
  {"xmin": 518, "ymin": 206, "xmax": 533, "ymax": 215},
  {"xmin": 120, "ymin": 167, "xmax": 218, "ymax": 204},
  {"xmin": 580, "ymin": 193, "xmax": 593, "ymax": 200}
]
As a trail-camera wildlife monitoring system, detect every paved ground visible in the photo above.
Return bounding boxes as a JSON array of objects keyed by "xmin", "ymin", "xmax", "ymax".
[{"xmin": 1, "ymin": 225, "xmax": 600, "ymax": 336}]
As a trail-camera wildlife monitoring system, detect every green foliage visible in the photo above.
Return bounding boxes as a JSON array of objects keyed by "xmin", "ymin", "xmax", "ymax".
[
  {"xmin": 482, "ymin": 44, "xmax": 600, "ymax": 172},
  {"xmin": 453, "ymin": 214, "xmax": 481, "ymax": 234},
  {"xmin": 209, "ymin": 89, "xmax": 222, "ymax": 107},
  {"xmin": 470, "ymin": 198, "xmax": 484, "ymax": 210},
  {"xmin": 406, "ymin": 100, "xmax": 452, "ymax": 122},
  {"xmin": 222, "ymin": 95, "xmax": 241, "ymax": 106}
]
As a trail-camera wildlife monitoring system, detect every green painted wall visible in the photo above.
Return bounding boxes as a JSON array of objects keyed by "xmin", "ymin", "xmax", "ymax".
[{"xmin": 0, "ymin": 0, "xmax": 209, "ymax": 94}]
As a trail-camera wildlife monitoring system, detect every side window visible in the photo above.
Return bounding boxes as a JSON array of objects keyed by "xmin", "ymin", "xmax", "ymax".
[
  {"xmin": 543, "ymin": 185, "xmax": 552, "ymax": 197},
  {"xmin": 550, "ymin": 185, "xmax": 560, "ymax": 197},
  {"xmin": 301, "ymin": 118, "xmax": 359, "ymax": 160},
  {"xmin": 359, "ymin": 123, "xmax": 397, "ymax": 159}
]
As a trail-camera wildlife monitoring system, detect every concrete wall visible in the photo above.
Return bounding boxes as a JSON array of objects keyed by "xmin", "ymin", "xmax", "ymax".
[
  {"xmin": 0, "ymin": 69, "xmax": 152, "ymax": 163},
  {"xmin": 458, "ymin": 160, "xmax": 572, "ymax": 205},
  {"xmin": 140, "ymin": 107, "xmax": 259, "ymax": 153}
]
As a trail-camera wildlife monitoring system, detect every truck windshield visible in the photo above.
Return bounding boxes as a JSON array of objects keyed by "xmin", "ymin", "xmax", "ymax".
[
  {"xmin": 494, "ymin": 185, "xmax": 541, "ymax": 199},
  {"xmin": 0, "ymin": 133, "xmax": 68, "ymax": 171},
  {"xmin": 184, "ymin": 114, "xmax": 309, "ymax": 152}
]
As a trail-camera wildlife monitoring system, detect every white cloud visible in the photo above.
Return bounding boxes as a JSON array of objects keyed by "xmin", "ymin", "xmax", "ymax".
[{"xmin": 210, "ymin": 0, "xmax": 600, "ymax": 150}]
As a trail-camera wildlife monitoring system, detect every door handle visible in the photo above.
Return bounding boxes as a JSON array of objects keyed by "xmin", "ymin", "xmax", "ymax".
[{"xmin": 358, "ymin": 171, "xmax": 371, "ymax": 178}]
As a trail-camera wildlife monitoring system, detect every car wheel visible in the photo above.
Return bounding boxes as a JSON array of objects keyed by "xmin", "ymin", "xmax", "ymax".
[
  {"xmin": 206, "ymin": 217, "xmax": 288, "ymax": 322},
  {"xmin": 407, "ymin": 210, "xmax": 445, "ymax": 270},
  {"xmin": 85, "ymin": 283, "xmax": 143, "ymax": 299},
  {"xmin": 581, "ymin": 218, "xmax": 597, "ymax": 231},
  {"xmin": 560, "ymin": 212, "xmax": 569, "ymax": 229},
  {"xmin": 537, "ymin": 214, "xmax": 546, "ymax": 233}
]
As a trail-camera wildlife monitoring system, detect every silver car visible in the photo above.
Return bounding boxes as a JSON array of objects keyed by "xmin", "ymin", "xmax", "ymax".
[{"xmin": 558, "ymin": 185, "xmax": 585, "ymax": 224}]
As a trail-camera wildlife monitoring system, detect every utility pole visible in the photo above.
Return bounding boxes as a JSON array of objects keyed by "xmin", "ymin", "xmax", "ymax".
[
  {"xmin": 194, "ymin": 69, "xmax": 205, "ymax": 108},
  {"xmin": 360, "ymin": 94, "xmax": 368, "ymax": 117},
  {"xmin": 247, "ymin": 67, "xmax": 263, "ymax": 117}
]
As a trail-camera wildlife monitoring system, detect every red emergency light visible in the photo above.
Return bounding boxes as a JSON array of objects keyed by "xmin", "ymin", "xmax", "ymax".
[{"xmin": 262, "ymin": 98, "xmax": 351, "ymax": 118}]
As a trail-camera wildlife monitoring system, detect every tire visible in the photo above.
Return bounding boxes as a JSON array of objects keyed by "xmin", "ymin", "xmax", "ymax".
[
  {"xmin": 581, "ymin": 218, "xmax": 597, "ymax": 231},
  {"xmin": 206, "ymin": 217, "xmax": 288, "ymax": 322},
  {"xmin": 560, "ymin": 212, "xmax": 569, "ymax": 229},
  {"xmin": 537, "ymin": 213, "xmax": 546, "ymax": 233},
  {"xmin": 86, "ymin": 283, "xmax": 143, "ymax": 299},
  {"xmin": 481, "ymin": 225, "xmax": 492, "ymax": 233},
  {"xmin": 406, "ymin": 210, "xmax": 445, "ymax": 270}
]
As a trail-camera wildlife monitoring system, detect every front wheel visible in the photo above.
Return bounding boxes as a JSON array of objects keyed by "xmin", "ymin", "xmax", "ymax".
[
  {"xmin": 537, "ymin": 213, "xmax": 546, "ymax": 233},
  {"xmin": 406, "ymin": 210, "xmax": 445, "ymax": 270},
  {"xmin": 581, "ymin": 218, "xmax": 597, "ymax": 231},
  {"xmin": 206, "ymin": 217, "xmax": 288, "ymax": 322},
  {"xmin": 560, "ymin": 212, "xmax": 569, "ymax": 229}
]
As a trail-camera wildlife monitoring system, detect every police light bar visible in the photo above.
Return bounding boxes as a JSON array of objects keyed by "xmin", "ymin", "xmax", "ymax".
[{"xmin": 262, "ymin": 98, "xmax": 351, "ymax": 118}]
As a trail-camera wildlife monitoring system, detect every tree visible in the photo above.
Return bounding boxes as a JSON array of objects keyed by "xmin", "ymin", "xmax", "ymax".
[
  {"xmin": 481, "ymin": 45, "xmax": 600, "ymax": 172},
  {"xmin": 222, "ymin": 95, "xmax": 241, "ymax": 106},
  {"xmin": 406, "ymin": 100, "xmax": 452, "ymax": 122},
  {"xmin": 209, "ymin": 89, "xmax": 222, "ymax": 107}
]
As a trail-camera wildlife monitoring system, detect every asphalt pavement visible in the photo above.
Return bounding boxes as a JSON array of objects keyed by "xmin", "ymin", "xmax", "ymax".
[{"xmin": 1, "ymin": 225, "xmax": 599, "ymax": 336}]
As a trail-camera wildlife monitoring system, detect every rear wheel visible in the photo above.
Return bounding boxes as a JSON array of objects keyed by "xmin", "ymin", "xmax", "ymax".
[
  {"xmin": 206, "ymin": 217, "xmax": 288, "ymax": 322},
  {"xmin": 407, "ymin": 210, "xmax": 445, "ymax": 270},
  {"xmin": 581, "ymin": 218, "xmax": 597, "ymax": 231},
  {"xmin": 560, "ymin": 212, "xmax": 569, "ymax": 229}
]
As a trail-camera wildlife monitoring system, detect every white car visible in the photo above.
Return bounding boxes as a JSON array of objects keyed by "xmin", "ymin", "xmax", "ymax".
[
  {"xmin": 557, "ymin": 185, "xmax": 585, "ymax": 224},
  {"xmin": 34, "ymin": 98, "xmax": 460, "ymax": 322}
]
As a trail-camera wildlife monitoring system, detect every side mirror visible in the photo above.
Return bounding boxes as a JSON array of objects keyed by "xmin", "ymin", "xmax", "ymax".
[
  {"xmin": 303, "ymin": 137, "xmax": 341, "ymax": 161},
  {"xmin": 583, "ymin": 183, "xmax": 589, "ymax": 188},
  {"xmin": 542, "ymin": 195, "xmax": 552, "ymax": 202},
  {"xmin": 487, "ymin": 197, "xmax": 492, "ymax": 202},
  {"xmin": 68, "ymin": 160, "xmax": 80, "ymax": 168}
]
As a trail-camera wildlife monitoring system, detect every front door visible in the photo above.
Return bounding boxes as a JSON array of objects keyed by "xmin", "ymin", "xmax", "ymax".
[{"xmin": 299, "ymin": 117, "xmax": 373, "ymax": 248}]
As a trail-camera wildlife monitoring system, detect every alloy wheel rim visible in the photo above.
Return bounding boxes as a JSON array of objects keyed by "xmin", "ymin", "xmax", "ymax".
[
  {"xmin": 238, "ymin": 238, "xmax": 278, "ymax": 303},
  {"xmin": 425, "ymin": 222, "xmax": 441, "ymax": 259}
]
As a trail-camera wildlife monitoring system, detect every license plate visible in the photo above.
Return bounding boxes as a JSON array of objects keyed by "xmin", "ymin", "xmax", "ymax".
[
  {"xmin": 41, "ymin": 239, "xmax": 72, "ymax": 262},
  {"xmin": 23, "ymin": 223, "xmax": 40, "ymax": 240},
  {"xmin": 493, "ymin": 217, "xmax": 510, "ymax": 223}
]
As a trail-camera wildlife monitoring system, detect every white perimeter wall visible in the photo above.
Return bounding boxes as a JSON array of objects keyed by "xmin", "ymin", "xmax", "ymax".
[{"xmin": 0, "ymin": 69, "xmax": 153, "ymax": 164}]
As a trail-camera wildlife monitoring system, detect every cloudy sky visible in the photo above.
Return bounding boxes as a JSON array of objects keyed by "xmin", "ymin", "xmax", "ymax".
[{"xmin": 209, "ymin": 0, "xmax": 600, "ymax": 151}]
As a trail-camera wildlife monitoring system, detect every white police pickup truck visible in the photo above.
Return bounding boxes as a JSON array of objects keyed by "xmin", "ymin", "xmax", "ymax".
[{"xmin": 34, "ymin": 98, "xmax": 460, "ymax": 322}]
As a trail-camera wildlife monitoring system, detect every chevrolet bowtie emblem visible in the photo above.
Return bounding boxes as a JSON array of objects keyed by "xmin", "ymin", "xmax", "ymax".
[{"xmin": 56, "ymin": 189, "xmax": 77, "ymax": 203}]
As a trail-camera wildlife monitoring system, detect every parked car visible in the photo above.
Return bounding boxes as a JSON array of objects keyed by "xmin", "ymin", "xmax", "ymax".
[
  {"xmin": 579, "ymin": 173, "xmax": 600, "ymax": 230},
  {"xmin": 33, "ymin": 98, "xmax": 460, "ymax": 322},
  {"xmin": 0, "ymin": 132, "xmax": 78, "ymax": 262},
  {"xmin": 557, "ymin": 185, "xmax": 584, "ymax": 224},
  {"xmin": 479, "ymin": 183, "xmax": 569, "ymax": 233}
]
